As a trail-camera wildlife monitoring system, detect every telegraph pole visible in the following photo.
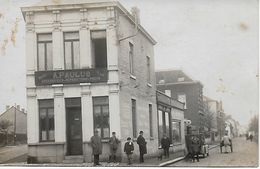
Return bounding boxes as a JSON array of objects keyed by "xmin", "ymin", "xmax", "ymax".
[{"xmin": 13, "ymin": 103, "xmax": 17, "ymax": 145}]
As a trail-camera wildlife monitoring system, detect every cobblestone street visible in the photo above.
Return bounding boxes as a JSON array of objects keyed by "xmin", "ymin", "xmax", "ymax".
[{"xmin": 170, "ymin": 137, "xmax": 258, "ymax": 167}]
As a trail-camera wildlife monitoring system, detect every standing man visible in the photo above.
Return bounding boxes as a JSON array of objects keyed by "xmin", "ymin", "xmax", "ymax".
[
  {"xmin": 91, "ymin": 130, "xmax": 102, "ymax": 166},
  {"xmin": 222, "ymin": 132, "xmax": 231, "ymax": 153},
  {"xmin": 161, "ymin": 133, "xmax": 171, "ymax": 158},
  {"xmin": 137, "ymin": 131, "xmax": 147, "ymax": 163},
  {"xmin": 108, "ymin": 132, "xmax": 120, "ymax": 163}
]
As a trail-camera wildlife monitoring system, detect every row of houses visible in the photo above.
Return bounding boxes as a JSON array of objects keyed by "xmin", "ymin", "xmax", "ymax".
[{"xmin": 16, "ymin": 0, "xmax": 240, "ymax": 163}]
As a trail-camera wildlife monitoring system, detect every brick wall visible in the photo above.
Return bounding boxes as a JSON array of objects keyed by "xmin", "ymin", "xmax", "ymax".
[{"xmin": 116, "ymin": 9, "xmax": 159, "ymax": 159}]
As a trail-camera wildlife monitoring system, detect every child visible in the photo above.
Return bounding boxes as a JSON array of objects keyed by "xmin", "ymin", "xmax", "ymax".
[{"xmin": 124, "ymin": 137, "xmax": 134, "ymax": 165}]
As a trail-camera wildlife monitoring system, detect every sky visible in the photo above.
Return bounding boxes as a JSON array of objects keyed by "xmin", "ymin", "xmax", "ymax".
[{"xmin": 0, "ymin": 0, "xmax": 258, "ymax": 126}]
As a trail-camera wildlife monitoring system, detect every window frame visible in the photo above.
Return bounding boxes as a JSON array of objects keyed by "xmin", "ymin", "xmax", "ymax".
[
  {"xmin": 37, "ymin": 33, "xmax": 53, "ymax": 71},
  {"xmin": 146, "ymin": 56, "xmax": 151, "ymax": 84},
  {"xmin": 172, "ymin": 120, "xmax": 182, "ymax": 144},
  {"xmin": 131, "ymin": 99, "xmax": 137, "ymax": 138},
  {"xmin": 178, "ymin": 94, "xmax": 187, "ymax": 109},
  {"xmin": 129, "ymin": 42, "xmax": 134, "ymax": 75},
  {"xmin": 93, "ymin": 96, "xmax": 110, "ymax": 139},
  {"xmin": 149, "ymin": 104, "xmax": 153, "ymax": 138},
  {"xmin": 38, "ymin": 99, "xmax": 55, "ymax": 142},
  {"xmin": 63, "ymin": 32, "xmax": 80, "ymax": 70}
]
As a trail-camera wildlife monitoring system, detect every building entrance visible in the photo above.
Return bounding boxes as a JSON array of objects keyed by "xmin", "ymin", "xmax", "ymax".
[{"xmin": 66, "ymin": 98, "xmax": 83, "ymax": 155}]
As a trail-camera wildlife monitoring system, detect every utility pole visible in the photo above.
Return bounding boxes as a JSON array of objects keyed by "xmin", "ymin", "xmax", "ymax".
[{"xmin": 13, "ymin": 103, "xmax": 16, "ymax": 145}]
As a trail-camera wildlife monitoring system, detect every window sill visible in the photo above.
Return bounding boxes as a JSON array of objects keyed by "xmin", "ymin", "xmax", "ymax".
[
  {"xmin": 172, "ymin": 143, "xmax": 183, "ymax": 146},
  {"xmin": 147, "ymin": 83, "xmax": 152, "ymax": 87},
  {"xmin": 28, "ymin": 141, "xmax": 64, "ymax": 146},
  {"xmin": 130, "ymin": 75, "xmax": 136, "ymax": 80}
]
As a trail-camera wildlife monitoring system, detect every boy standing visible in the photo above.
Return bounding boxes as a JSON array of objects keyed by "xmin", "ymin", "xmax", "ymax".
[{"xmin": 124, "ymin": 137, "xmax": 134, "ymax": 165}]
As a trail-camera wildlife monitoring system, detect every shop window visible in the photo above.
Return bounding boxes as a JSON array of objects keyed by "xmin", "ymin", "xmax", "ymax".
[
  {"xmin": 172, "ymin": 121, "xmax": 181, "ymax": 143},
  {"xmin": 91, "ymin": 30, "xmax": 107, "ymax": 68},
  {"xmin": 149, "ymin": 104, "xmax": 153, "ymax": 137},
  {"xmin": 64, "ymin": 32, "xmax": 80, "ymax": 69},
  {"xmin": 93, "ymin": 97, "xmax": 109, "ymax": 138},
  {"xmin": 129, "ymin": 42, "xmax": 134, "ymax": 75},
  {"xmin": 37, "ymin": 33, "xmax": 53, "ymax": 71},
  {"xmin": 158, "ymin": 109, "xmax": 171, "ymax": 146},
  {"xmin": 39, "ymin": 99, "xmax": 54, "ymax": 142},
  {"xmin": 132, "ymin": 99, "xmax": 137, "ymax": 138}
]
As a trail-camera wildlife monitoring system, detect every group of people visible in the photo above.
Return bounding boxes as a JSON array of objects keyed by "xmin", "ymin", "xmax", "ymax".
[{"xmin": 90, "ymin": 130, "xmax": 147, "ymax": 166}]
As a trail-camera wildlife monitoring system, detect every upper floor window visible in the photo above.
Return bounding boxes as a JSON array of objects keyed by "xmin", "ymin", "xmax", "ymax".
[
  {"xmin": 91, "ymin": 30, "xmax": 107, "ymax": 68},
  {"xmin": 129, "ymin": 42, "xmax": 134, "ymax": 75},
  {"xmin": 178, "ymin": 94, "xmax": 187, "ymax": 109},
  {"xmin": 37, "ymin": 34, "xmax": 53, "ymax": 71},
  {"xmin": 178, "ymin": 77, "xmax": 185, "ymax": 82},
  {"xmin": 64, "ymin": 32, "xmax": 80, "ymax": 69},
  {"xmin": 165, "ymin": 90, "xmax": 171, "ymax": 97},
  {"xmin": 146, "ymin": 56, "xmax": 151, "ymax": 83}
]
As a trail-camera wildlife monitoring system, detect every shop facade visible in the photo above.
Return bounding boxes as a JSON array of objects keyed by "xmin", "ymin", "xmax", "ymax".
[{"xmin": 22, "ymin": 1, "xmax": 158, "ymax": 163}]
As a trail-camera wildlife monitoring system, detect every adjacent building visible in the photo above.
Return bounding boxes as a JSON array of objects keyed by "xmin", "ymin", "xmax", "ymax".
[
  {"xmin": 156, "ymin": 70, "xmax": 205, "ymax": 133},
  {"xmin": 22, "ymin": 0, "xmax": 158, "ymax": 163},
  {"xmin": 156, "ymin": 91, "xmax": 186, "ymax": 154},
  {"xmin": 0, "ymin": 105, "xmax": 27, "ymax": 144}
]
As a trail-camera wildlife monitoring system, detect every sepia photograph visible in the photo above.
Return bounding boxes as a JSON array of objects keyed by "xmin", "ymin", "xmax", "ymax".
[{"xmin": 0, "ymin": 0, "xmax": 258, "ymax": 167}]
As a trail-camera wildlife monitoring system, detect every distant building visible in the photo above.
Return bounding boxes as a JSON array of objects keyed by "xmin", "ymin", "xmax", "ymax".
[
  {"xmin": 0, "ymin": 105, "xmax": 27, "ymax": 144},
  {"xmin": 203, "ymin": 96, "xmax": 220, "ymax": 142},
  {"xmin": 22, "ymin": 0, "xmax": 158, "ymax": 163},
  {"xmin": 156, "ymin": 70, "xmax": 205, "ymax": 133}
]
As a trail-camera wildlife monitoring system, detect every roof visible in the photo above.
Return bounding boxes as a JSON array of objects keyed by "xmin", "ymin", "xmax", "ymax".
[
  {"xmin": 155, "ymin": 69, "xmax": 203, "ymax": 86},
  {"xmin": 21, "ymin": 0, "xmax": 156, "ymax": 45},
  {"xmin": 203, "ymin": 95, "xmax": 217, "ymax": 102},
  {"xmin": 0, "ymin": 106, "xmax": 27, "ymax": 118}
]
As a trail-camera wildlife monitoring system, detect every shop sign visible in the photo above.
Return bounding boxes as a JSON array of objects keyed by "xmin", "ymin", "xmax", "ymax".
[{"xmin": 35, "ymin": 68, "xmax": 108, "ymax": 86}]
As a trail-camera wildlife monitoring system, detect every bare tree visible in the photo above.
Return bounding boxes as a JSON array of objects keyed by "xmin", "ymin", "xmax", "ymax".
[
  {"xmin": 0, "ymin": 119, "xmax": 13, "ymax": 145},
  {"xmin": 248, "ymin": 115, "xmax": 258, "ymax": 134}
]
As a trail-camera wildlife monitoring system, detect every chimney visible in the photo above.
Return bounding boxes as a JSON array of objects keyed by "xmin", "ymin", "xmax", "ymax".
[
  {"xmin": 131, "ymin": 6, "xmax": 140, "ymax": 25},
  {"xmin": 6, "ymin": 105, "xmax": 10, "ymax": 110},
  {"xmin": 16, "ymin": 105, "xmax": 20, "ymax": 111}
]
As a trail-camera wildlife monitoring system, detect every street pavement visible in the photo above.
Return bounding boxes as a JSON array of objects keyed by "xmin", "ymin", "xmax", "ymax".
[
  {"xmin": 0, "ymin": 144, "xmax": 27, "ymax": 164},
  {"xmin": 169, "ymin": 137, "xmax": 258, "ymax": 167}
]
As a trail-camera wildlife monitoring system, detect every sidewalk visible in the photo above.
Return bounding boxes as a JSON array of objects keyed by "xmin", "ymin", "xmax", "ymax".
[
  {"xmin": 2, "ymin": 150, "xmax": 186, "ymax": 167},
  {"xmin": 0, "ymin": 144, "xmax": 27, "ymax": 164}
]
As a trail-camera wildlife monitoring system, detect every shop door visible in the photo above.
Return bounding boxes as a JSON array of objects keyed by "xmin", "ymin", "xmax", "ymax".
[{"xmin": 66, "ymin": 98, "xmax": 83, "ymax": 155}]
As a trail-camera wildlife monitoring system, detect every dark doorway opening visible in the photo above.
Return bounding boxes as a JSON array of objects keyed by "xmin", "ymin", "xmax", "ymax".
[{"xmin": 65, "ymin": 98, "xmax": 82, "ymax": 155}]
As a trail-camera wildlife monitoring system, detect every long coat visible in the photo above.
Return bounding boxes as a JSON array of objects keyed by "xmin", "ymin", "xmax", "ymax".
[
  {"xmin": 91, "ymin": 135, "xmax": 102, "ymax": 155},
  {"xmin": 161, "ymin": 137, "xmax": 171, "ymax": 149},
  {"xmin": 124, "ymin": 142, "xmax": 134, "ymax": 154},
  {"xmin": 137, "ymin": 135, "xmax": 147, "ymax": 154}
]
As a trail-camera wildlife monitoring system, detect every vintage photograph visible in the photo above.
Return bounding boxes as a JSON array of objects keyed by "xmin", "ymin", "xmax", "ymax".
[{"xmin": 0, "ymin": 0, "xmax": 258, "ymax": 167}]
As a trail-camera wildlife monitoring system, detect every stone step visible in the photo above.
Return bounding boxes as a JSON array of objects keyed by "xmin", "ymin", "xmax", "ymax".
[{"xmin": 63, "ymin": 155, "xmax": 84, "ymax": 164}]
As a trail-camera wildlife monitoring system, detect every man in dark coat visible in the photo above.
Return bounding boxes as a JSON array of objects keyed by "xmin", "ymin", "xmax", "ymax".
[
  {"xmin": 91, "ymin": 130, "xmax": 102, "ymax": 166},
  {"xmin": 191, "ymin": 136, "xmax": 200, "ymax": 162},
  {"xmin": 108, "ymin": 132, "xmax": 120, "ymax": 162},
  {"xmin": 124, "ymin": 137, "xmax": 134, "ymax": 165},
  {"xmin": 161, "ymin": 133, "xmax": 171, "ymax": 158},
  {"xmin": 137, "ymin": 131, "xmax": 147, "ymax": 163}
]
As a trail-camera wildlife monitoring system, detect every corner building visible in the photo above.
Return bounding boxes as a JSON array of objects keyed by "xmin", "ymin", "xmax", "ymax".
[{"xmin": 21, "ymin": 0, "xmax": 158, "ymax": 163}]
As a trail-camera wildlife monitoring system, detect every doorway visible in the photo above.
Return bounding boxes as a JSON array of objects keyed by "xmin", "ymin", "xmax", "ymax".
[{"xmin": 66, "ymin": 98, "xmax": 83, "ymax": 155}]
